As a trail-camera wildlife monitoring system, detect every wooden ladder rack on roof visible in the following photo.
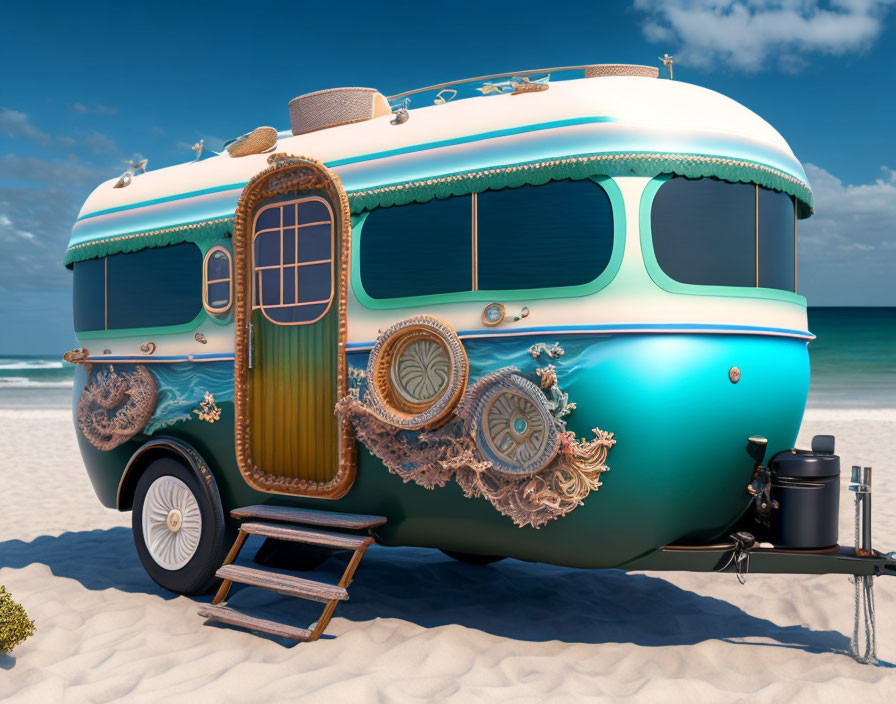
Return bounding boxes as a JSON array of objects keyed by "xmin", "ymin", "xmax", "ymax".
[{"xmin": 198, "ymin": 505, "xmax": 386, "ymax": 642}]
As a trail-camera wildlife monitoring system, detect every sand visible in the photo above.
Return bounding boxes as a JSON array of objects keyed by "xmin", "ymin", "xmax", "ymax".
[{"xmin": 1, "ymin": 407, "xmax": 895, "ymax": 703}]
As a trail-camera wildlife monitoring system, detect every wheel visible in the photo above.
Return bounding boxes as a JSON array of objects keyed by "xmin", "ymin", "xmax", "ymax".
[
  {"xmin": 440, "ymin": 550, "xmax": 506, "ymax": 566},
  {"xmin": 132, "ymin": 456, "xmax": 228, "ymax": 595}
]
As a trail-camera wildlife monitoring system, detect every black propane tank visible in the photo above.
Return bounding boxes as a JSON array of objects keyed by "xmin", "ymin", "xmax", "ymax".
[{"xmin": 768, "ymin": 435, "xmax": 840, "ymax": 549}]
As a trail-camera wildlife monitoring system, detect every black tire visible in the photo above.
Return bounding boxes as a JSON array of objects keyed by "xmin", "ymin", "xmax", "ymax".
[
  {"xmin": 440, "ymin": 549, "xmax": 506, "ymax": 566},
  {"xmin": 132, "ymin": 456, "xmax": 229, "ymax": 595}
]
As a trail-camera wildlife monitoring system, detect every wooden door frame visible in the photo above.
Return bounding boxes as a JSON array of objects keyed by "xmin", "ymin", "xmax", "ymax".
[{"xmin": 232, "ymin": 154, "xmax": 356, "ymax": 498}]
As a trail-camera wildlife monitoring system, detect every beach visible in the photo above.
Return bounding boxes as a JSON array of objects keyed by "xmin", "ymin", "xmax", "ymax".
[{"xmin": 1, "ymin": 404, "xmax": 894, "ymax": 703}]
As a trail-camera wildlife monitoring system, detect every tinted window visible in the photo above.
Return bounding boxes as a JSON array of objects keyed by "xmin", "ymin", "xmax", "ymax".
[
  {"xmin": 253, "ymin": 198, "xmax": 334, "ymax": 325},
  {"xmin": 106, "ymin": 244, "xmax": 202, "ymax": 329},
  {"xmin": 73, "ymin": 257, "xmax": 106, "ymax": 332},
  {"xmin": 477, "ymin": 180, "xmax": 613, "ymax": 290},
  {"xmin": 652, "ymin": 177, "xmax": 756, "ymax": 287},
  {"xmin": 73, "ymin": 244, "xmax": 202, "ymax": 332},
  {"xmin": 204, "ymin": 247, "xmax": 232, "ymax": 313},
  {"xmin": 359, "ymin": 181, "xmax": 616, "ymax": 300},
  {"xmin": 758, "ymin": 188, "xmax": 795, "ymax": 291},
  {"xmin": 360, "ymin": 196, "xmax": 472, "ymax": 299}
]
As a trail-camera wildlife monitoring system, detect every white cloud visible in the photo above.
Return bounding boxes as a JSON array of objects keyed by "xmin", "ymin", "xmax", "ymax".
[
  {"xmin": 798, "ymin": 163, "xmax": 896, "ymax": 304},
  {"xmin": 83, "ymin": 130, "xmax": 119, "ymax": 155},
  {"xmin": 634, "ymin": 0, "xmax": 896, "ymax": 72},
  {"xmin": 0, "ymin": 108, "xmax": 51, "ymax": 145},
  {"xmin": 0, "ymin": 186, "xmax": 78, "ymax": 290},
  {"xmin": 0, "ymin": 207, "xmax": 43, "ymax": 250},
  {"xmin": 70, "ymin": 103, "xmax": 118, "ymax": 116},
  {"xmin": 0, "ymin": 154, "xmax": 108, "ymax": 187},
  {"xmin": 0, "ymin": 155, "xmax": 111, "ymax": 292}
]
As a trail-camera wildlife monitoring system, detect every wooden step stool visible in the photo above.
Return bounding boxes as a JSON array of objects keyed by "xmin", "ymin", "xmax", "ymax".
[{"xmin": 198, "ymin": 505, "xmax": 386, "ymax": 642}]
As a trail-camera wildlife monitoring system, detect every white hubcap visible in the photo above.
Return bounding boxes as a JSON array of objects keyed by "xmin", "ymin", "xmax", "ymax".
[{"xmin": 142, "ymin": 476, "xmax": 202, "ymax": 570}]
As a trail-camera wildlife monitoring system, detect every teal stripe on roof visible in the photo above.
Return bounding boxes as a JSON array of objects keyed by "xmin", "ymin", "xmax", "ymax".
[
  {"xmin": 324, "ymin": 116, "xmax": 616, "ymax": 167},
  {"xmin": 74, "ymin": 117, "xmax": 616, "ymax": 223},
  {"xmin": 76, "ymin": 183, "xmax": 246, "ymax": 222}
]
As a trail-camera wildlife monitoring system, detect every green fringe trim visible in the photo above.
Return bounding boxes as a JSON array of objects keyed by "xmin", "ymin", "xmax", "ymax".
[
  {"xmin": 346, "ymin": 152, "xmax": 814, "ymax": 215},
  {"xmin": 64, "ymin": 152, "xmax": 812, "ymax": 264},
  {"xmin": 64, "ymin": 218, "xmax": 234, "ymax": 266}
]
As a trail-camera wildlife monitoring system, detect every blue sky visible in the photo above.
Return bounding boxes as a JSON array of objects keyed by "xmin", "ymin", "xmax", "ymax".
[{"xmin": 1, "ymin": 0, "xmax": 895, "ymax": 354}]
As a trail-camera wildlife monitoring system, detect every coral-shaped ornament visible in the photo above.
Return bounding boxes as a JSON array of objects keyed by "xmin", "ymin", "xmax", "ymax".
[{"xmin": 77, "ymin": 365, "xmax": 157, "ymax": 450}]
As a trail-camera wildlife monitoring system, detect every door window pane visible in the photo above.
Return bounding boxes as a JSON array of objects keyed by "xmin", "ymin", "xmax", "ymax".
[
  {"xmin": 298, "ymin": 263, "xmax": 331, "ymax": 302},
  {"xmin": 253, "ymin": 198, "xmax": 334, "ymax": 325},
  {"xmin": 298, "ymin": 224, "xmax": 332, "ymax": 262}
]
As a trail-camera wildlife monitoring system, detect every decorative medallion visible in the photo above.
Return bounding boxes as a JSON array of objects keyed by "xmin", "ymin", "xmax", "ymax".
[
  {"xmin": 366, "ymin": 315, "xmax": 468, "ymax": 430},
  {"xmin": 389, "ymin": 335, "xmax": 451, "ymax": 410},
  {"xmin": 472, "ymin": 374, "xmax": 558, "ymax": 476},
  {"xmin": 77, "ymin": 365, "xmax": 158, "ymax": 451},
  {"xmin": 337, "ymin": 323, "xmax": 616, "ymax": 529}
]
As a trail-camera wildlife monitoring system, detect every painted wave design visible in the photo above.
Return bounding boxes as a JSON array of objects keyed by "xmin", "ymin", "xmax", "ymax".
[
  {"xmin": 348, "ymin": 335, "xmax": 602, "ymax": 388},
  {"xmin": 144, "ymin": 362, "xmax": 233, "ymax": 434}
]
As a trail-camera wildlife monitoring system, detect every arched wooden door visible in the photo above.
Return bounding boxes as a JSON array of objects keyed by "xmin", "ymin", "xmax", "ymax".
[{"xmin": 233, "ymin": 156, "xmax": 355, "ymax": 498}]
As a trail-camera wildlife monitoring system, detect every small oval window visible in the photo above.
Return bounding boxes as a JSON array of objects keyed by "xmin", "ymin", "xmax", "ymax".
[{"xmin": 203, "ymin": 246, "xmax": 232, "ymax": 314}]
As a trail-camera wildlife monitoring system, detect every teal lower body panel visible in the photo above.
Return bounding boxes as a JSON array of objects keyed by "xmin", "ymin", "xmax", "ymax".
[
  {"xmin": 75, "ymin": 332, "xmax": 810, "ymax": 569},
  {"xmin": 338, "ymin": 332, "xmax": 810, "ymax": 568}
]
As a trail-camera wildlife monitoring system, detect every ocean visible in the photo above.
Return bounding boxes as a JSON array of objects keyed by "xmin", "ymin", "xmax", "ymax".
[{"xmin": 1, "ymin": 308, "xmax": 892, "ymax": 411}]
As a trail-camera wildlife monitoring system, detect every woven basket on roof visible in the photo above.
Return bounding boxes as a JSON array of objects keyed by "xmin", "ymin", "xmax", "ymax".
[
  {"xmin": 585, "ymin": 64, "xmax": 659, "ymax": 79},
  {"xmin": 226, "ymin": 126, "xmax": 278, "ymax": 157},
  {"xmin": 288, "ymin": 87, "xmax": 391, "ymax": 136}
]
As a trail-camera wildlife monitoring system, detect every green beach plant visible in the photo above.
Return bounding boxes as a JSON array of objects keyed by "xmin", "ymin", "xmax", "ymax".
[{"xmin": 0, "ymin": 585, "xmax": 35, "ymax": 654}]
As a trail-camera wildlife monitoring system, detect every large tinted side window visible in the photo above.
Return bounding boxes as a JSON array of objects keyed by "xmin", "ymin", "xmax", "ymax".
[
  {"xmin": 106, "ymin": 244, "xmax": 202, "ymax": 329},
  {"xmin": 360, "ymin": 196, "xmax": 472, "ymax": 299},
  {"xmin": 651, "ymin": 177, "xmax": 756, "ymax": 287},
  {"xmin": 476, "ymin": 180, "xmax": 614, "ymax": 290},
  {"xmin": 73, "ymin": 257, "xmax": 106, "ymax": 332},
  {"xmin": 758, "ymin": 188, "xmax": 795, "ymax": 291}
]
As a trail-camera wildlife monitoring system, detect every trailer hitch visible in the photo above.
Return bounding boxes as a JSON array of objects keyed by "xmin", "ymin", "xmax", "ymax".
[{"xmin": 717, "ymin": 531, "xmax": 756, "ymax": 584}]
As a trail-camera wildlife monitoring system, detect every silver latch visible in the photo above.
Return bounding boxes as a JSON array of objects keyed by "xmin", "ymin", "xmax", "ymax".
[{"xmin": 247, "ymin": 323, "xmax": 255, "ymax": 369}]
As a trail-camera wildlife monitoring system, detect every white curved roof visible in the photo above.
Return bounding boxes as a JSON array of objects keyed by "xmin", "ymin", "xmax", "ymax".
[{"xmin": 68, "ymin": 74, "xmax": 810, "ymax": 258}]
